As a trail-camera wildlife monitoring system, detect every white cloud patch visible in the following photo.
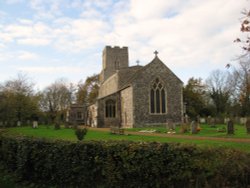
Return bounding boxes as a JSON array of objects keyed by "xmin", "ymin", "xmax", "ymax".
[
  {"xmin": 5, "ymin": 0, "xmax": 23, "ymax": 4},
  {"xmin": 106, "ymin": 0, "xmax": 247, "ymax": 71},
  {"xmin": 18, "ymin": 51, "xmax": 39, "ymax": 60},
  {"xmin": 52, "ymin": 18, "xmax": 108, "ymax": 52},
  {"xmin": 18, "ymin": 66, "xmax": 83, "ymax": 73},
  {"xmin": 17, "ymin": 38, "xmax": 50, "ymax": 46}
]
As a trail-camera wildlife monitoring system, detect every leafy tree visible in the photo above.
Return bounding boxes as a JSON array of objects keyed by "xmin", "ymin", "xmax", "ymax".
[
  {"xmin": 76, "ymin": 74, "xmax": 100, "ymax": 105},
  {"xmin": 183, "ymin": 77, "xmax": 208, "ymax": 119},
  {"xmin": 0, "ymin": 74, "xmax": 40, "ymax": 126}
]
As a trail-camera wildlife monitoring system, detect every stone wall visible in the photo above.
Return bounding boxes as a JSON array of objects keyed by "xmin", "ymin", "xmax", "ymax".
[
  {"xmin": 132, "ymin": 58, "xmax": 183, "ymax": 127},
  {"xmin": 100, "ymin": 46, "xmax": 128, "ymax": 83},
  {"xmin": 121, "ymin": 86, "xmax": 134, "ymax": 128},
  {"xmin": 97, "ymin": 93, "xmax": 121, "ymax": 128},
  {"xmin": 98, "ymin": 73, "xmax": 119, "ymax": 98}
]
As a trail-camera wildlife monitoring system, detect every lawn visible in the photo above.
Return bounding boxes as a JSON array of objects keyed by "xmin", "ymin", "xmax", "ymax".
[
  {"xmin": 2, "ymin": 124, "xmax": 250, "ymax": 152},
  {"xmin": 126, "ymin": 124, "xmax": 250, "ymax": 138}
]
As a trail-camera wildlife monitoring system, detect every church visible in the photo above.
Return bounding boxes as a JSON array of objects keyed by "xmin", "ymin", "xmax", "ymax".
[{"xmin": 88, "ymin": 46, "xmax": 183, "ymax": 128}]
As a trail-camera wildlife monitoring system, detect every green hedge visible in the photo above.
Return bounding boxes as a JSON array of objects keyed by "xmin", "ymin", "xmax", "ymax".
[{"xmin": 0, "ymin": 135, "xmax": 250, "ymax": 188}]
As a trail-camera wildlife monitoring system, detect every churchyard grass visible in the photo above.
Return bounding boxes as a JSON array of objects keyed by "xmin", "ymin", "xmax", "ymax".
[
  {"xmin": 2, "ymin": 124, "xmax": 250, "ymax": 152},
  {"xmin": 127, "ymin": 124, "xmax": 250, "ymax": 138}
]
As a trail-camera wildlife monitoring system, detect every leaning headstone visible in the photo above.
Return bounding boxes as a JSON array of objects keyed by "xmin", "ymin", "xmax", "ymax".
[
  {"xmin": 191, "ymin": 121, "xmax": 198, "ymax": 134},
  {"xmin": 246, "ymin": 119, "xmax": 250, "ymax": 134},
  {"xmin": 227, "ymin": 120, "xmax": 234, "ymax": 135},
  {"xmin": 33, "ymin": 121, "xmax": 38, "ymax": 128}
]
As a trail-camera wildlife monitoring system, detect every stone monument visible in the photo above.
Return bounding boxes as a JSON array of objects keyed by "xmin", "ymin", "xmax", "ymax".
[
  {"xmin": 191, "ymin": 121, "xmax": 198, "ymax": 134},
  {"xmin": 227, "ymin": 120, "xmax": 234, "ymax": 135},
  {"xmin": 33, "ymin": 121, "xmax": 38, "ymax": 128}
]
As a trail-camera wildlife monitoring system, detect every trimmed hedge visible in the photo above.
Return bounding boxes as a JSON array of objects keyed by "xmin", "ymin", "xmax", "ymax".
[{"xmin": 0, "ymin": 135, "xmax": 250, "ymax": 188}]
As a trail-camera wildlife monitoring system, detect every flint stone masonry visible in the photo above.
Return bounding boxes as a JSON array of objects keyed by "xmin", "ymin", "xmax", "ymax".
[{"xmin": 92, "ymin": 46, "xmax": 183, "ymax": 128}]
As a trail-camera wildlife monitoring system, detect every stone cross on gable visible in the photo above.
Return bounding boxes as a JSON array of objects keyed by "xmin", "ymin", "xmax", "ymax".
[{"xmin": 154, "ymin": 50, "xmax": 158, "ymax": 57}]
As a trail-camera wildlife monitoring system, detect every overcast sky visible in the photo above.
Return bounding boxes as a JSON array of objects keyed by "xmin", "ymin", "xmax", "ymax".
[{"xmin": 0, "ymin": 0, "xmax": 248, "ymax": 90}]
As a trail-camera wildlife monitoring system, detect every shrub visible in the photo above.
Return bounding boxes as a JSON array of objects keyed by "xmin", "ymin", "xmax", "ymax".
[
  {"xmin": 54, "ymin": 122, "xmax": 60, "ymax": 130},
  {"xmin": 75, "ymin": 128, "xmax": 88, "ymax": 141},
  {"xmin": 0, "ymin": 135, "xmax": 249, "ymax": 187}
]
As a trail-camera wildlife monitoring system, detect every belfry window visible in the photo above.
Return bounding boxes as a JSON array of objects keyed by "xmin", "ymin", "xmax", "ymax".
[
  {"xmin": 150, "ymin": 78, "xmax": 166, "ymax": 114},
  {"xmin": 105, "ymin": 100, "xmax": 116, "ymax": 118}
]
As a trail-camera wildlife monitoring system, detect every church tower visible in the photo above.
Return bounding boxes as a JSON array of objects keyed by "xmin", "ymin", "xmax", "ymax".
[{"xmin": 99, "ymin": 46, "xmax": 129, "ymax": 83}]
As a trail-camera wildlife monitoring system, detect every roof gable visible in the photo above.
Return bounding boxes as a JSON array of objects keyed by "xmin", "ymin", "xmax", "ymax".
[
  {"xmin": 120, "ymin": 56, "xmax": 183, "ymax": 88},
  {"xmin": 148, "ymin": 56, "xmax": 183, "ymax": 83}
]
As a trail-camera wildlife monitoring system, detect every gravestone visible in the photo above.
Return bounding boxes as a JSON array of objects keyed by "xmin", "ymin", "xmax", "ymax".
[
  {"xmin": 227, "ymin": 120, "xmax": 234, "ymax": 135},
  {"xmin": 33, "ymin": 121, "xmax": 38, "ymax": 128},
  {"xmin": 224, "ymin": 118, "xmax": 230, "ymax": 124},
  {"xmin": 17, "ymin": 121, "xmax": 21, "ymax": 126},
  {"xmin": 184, "ymin": 114, "xmax": 189, "ymax": 124},
  {"xmin": 241, "ymin": 117, "xmax": 247, "ymax": 125},
  {"xmin": 246, "ymin": 119, "xmax": 250, "ymax": 134},
  {"xmin": 166, "ymin": 119, "xmax": 176, "ymax": 134},
  {"xmin": 200, "ymin": 118, "xmax": 206, "ymax": 124},
  {"xmin": 191, "ymin": 121, "xmax": 198, "ymax": 134}
]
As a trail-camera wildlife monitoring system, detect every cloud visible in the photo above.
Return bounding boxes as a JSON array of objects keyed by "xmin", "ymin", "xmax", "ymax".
[
  {"xmin": 18, "ymin": 66, "xmax": 83, "ymax": 73},
  {"xmin": 52, "ymin": 18, "xmax": 108, "ymax": 52},
  {"xmin": 17, "ymin": 38, "xmax": 50, "ymax": 46},
  {"xmin": 5, "ymin": 0, "xmax": 23, "ymax": 4},
  {"xmin": 1, "ymin": 20, "xmax": 52, "ymax": 46},
  {"xmin": 18, "ymin": 51, "xmax": 39, "ymax": 60},
  {"xmin": 106, "ymin": 0, "xmax": 246, "ymax": 69},
  {"xmin": 0, "ymin": 0, "xmax": 248, "ymax": 87},
  {"xmin": 129, "ymin": 0, "xmax": 181, "ymax": 20},
  {"xmin": 29, "ymin": 0, "xmax": 63, "ymax": 19}
]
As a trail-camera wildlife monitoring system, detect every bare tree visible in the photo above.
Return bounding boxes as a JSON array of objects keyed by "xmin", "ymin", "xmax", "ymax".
[
  {"xmin": 232, "ymin": 9, "xmax": 250, "ymax": 116},
  {"xmin": 205, "ymin": 70, "xmax": 232, "ymax": 116},
  {"xmin": 234, "ymin": 9, "xmax": 250, "ymax": 56},
  {"xmin": 40, "ymin": 79, "xmax": 75, "ymax": 124}
]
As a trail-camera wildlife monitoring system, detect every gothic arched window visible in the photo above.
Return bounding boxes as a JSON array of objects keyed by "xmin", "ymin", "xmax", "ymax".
[
  {"xmin": 105, "ymin": 100, "xmax": 116, "ymax": 118},
  {"xmin": 150, "ymin": 78, "xmax": 166, "ymax": 114}
]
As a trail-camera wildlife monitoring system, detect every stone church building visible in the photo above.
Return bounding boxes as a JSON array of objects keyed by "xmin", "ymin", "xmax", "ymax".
[{"xmin": 88, "ymin": 46, "xmax": 183, "ymax": 128}]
